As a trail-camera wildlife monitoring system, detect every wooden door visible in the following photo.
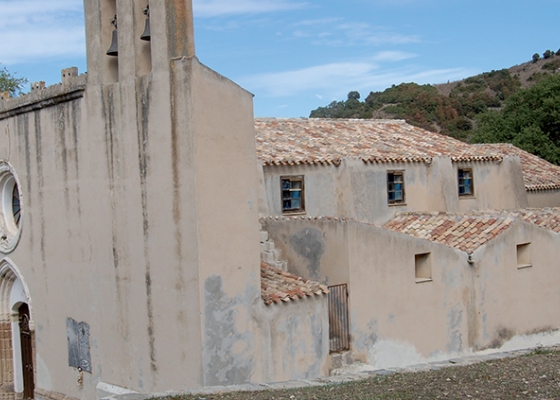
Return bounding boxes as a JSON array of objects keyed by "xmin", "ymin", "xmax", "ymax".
[{"xmin": 19, "ymin": 304, "xmax": 34, "ymax": 399}]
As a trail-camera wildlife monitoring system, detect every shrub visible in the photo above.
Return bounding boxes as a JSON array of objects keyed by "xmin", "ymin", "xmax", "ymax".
[
  {"xmin": 533, "ymin": 53, "xmax": 541, "ymax": 63},
  {"xmin": 543, "ymin": 50, "xmax": 554, "ymax": 59},
  {"xmin": 542, "ymin": 60, "xmax": 560, "ymax": 71}
]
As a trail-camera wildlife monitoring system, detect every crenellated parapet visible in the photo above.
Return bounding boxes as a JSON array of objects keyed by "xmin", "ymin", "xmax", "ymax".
[{"xmin": 0, "ymin": 68, "xmax": 86, "ymax": 120}]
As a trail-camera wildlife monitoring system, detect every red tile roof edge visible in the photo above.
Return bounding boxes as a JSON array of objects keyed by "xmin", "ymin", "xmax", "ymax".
[
  {"xmin": 261, "ymin": 208, "xmax": 560, "ymax": 252},
  {"xmin": 261, "ymin": 262, "xmax": 329, "ymax": 306}
]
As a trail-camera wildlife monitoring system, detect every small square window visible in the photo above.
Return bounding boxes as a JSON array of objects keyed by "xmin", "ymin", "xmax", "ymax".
[
  {"xmin": 517, "ymin": 243, "xmax": 532, "ymax": 269},
  {"xmin": 387, "ymin": 171, "xmax": 405, "ymax": 204},
  {"xmin": 458, "ymin": 168, "xmax": 474, "ymax": 196},
  {"xmin": 415, "ymin": 253, "xmax": 432, "ymax": 283},
  {"xmin": 281, "ymin": 176, "xmax": 305, "ymax": 213}
]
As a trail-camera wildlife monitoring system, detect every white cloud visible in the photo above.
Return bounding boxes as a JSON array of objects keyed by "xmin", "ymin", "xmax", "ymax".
[
  {"xmin": 193, "ymin": 0, "xmax": 307, "ymax": 17},
  {"xmin": 238, "ymin": 59, "xmax": 478, "ymax": 98},
  {"xmin": 0, "ymin": 0, "xmax": 307, "ymax": 65},
  {"xmin": 293, "ymin": 18, "xmax": 343, "ymax": 26},
  {"xmin": 0, "ymin": 0, "xmax": 85, "ymax": 64},
  {"xmin": 292, "ymin": 18, "xmax": 420, "ymax": 47},
  {"xmin": 372, "ymin": 51, "xmax": 417, "ymax": 62}
]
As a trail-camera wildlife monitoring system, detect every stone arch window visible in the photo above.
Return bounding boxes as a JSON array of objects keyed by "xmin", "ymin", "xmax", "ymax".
[{"xmin": 0, "ymin": 162, "xmax": 23, "ymax": 253}]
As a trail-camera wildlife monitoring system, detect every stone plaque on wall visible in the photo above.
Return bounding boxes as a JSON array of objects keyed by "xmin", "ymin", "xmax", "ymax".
[{"xmin": 66, "ymin": 318, "xmax": 92, "ymax": 373}]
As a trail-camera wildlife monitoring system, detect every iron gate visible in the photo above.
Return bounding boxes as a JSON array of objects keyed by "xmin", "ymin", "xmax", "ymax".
[{"xmin": 328, "ymin": 284, "xmax": 350, "ymax": 352}]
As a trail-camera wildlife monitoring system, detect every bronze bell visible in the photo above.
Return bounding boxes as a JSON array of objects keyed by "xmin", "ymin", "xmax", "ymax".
[
  {"xmin": 106, "ymin": 15, "xmax": 118, "ymax": 56},
  {"xmin": 140, "ymin": 6, "xmax": 151, "ymax": 41}
]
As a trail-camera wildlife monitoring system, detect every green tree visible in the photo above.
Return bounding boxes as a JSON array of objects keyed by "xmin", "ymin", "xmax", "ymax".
[
  {"xmin": 532, "ymin": 53, "xmax": 541, "ymax": 63},
  {"xmin": 472, "ymin": 74, "xmax": 560, "ymax": 164},
  {"xmin": 0, "ymin": 65, "xmax": 27, "ymax": 96},
  {"xmin": 347, "ymin": 91, "xmax": 360, "ymax": 101}
]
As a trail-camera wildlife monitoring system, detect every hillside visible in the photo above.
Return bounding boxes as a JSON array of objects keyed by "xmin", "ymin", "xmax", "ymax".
[{"xmin": 309, "ymin": 51, "xmax": 560, "ymax": 143}]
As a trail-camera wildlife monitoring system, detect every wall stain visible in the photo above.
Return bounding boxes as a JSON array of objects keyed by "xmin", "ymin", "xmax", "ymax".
[
  {"xmin": 33, "ymin": 111, "xmax": 48, "ymax": 291},
  {"xmin": 56, "ymin": 104, "xmax": 70, "ymax": 211},
  {"xmin": 21, "ymin": 116, "xmax": 35, "ymax": 263},
  {"xmin": 101, "ymin": 88, "xmax": 120, "ymax": 274},
  {"xmin": 101, "ymin": 86, "xmax": 133, "ymax": 365},
  {"xmin": 447, "ymin": 308, "xmax": 463, "ymax": 352},
  {"xmin": 290, "ymin": 228, "xmax": 325, "ymax": 282},
  {"xmin": 133, "ymin": 78, "xmax": 157, "ymax": 374},
  {"xmin": 70, "ymin": 101, "xmax": 82, "ymax": 218},
  {"xmin": 203, "ymin": 275, "xmax": 253, "ymax": 386}
]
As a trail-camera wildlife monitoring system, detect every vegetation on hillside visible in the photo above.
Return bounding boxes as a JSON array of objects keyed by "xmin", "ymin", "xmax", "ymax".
[
  {"xmin": 309, "ymin": 69, "xmax": 521, "ymax": 141},
  {"xmin": 309, "ymin": 51, "xmax": 560, "ymax": 165},
  {"xmin": 0, "ymin": 65, "xmax": 27, "ymax": 96},
  {"xmin": 472, "ymin": 74, "xmax": 560, "ymax": 165}
]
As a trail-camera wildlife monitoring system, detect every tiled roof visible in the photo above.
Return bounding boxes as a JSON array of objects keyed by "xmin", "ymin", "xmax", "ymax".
[
  {"xmin": 383, "ymin": 212, "xmax": 514, "ymax": 253},
  {"xmin": 261, "ymin": 262, "xmax": 328, "ymax": 305},
  {"xmin": 475, "ymin": 144, "xmax": 560, "ymax": 191},
  {"xmin": 517, "ymin": 208, "xmax": 560, "ymax": 233},
  {"xmin": 255, "ymin": 118, "xmax": 502, "ymax": 166}
]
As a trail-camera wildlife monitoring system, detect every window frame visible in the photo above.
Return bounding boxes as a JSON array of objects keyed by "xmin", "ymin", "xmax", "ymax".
[
  {"xmin": 415, "ymin": 252, "xmax": 432, "ymax": 283},
  {"xmin": 516, "ymin": 242, "xmax": 532, "ymax": 269},
  {"xmin": 458, "ymin": 168, "xmax": 474, "ymax": 197},
  {"xmin": 387, "ymin": 171, "xmax": 405, "ymax": 205},
  {"xmin": 280, "ymin": 175, "xmax": 305, "ymax": 214}
]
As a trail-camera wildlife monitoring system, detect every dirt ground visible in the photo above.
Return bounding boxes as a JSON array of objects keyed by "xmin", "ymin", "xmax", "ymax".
[{"xmin": 162, "ymin": 348, "xmax": 560, "ymax": 400}]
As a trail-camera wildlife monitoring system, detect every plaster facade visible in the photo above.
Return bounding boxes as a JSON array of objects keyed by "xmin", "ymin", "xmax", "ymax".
[
  {"xmin": 0, "ymin": 0, "xmax": 560, "ymax": 398},
  {"xmin": 0, "ymin": 1, "xmax": 329, "ymax": 399},
  {"xmin": 261, "ymin": 215, "xmax": 560, "ymax": 369},
  {"xmin": 261, "ymin": 156, "xmax": 529, "ymax": 225}
]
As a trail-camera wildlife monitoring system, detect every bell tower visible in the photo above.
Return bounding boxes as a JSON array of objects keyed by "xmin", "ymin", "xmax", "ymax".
[
  {"xmin": 84, "ymin": 0, "xmax": 196, "ymax": 84},
  {"xmin": 79, "ymin": 0, "xmax": 262, "ymax": 393}
]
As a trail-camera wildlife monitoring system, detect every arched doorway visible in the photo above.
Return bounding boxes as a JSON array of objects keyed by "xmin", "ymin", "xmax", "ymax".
[{"xmin": 0, "ymin": 259, "xmax": 34, "ymax": 399}]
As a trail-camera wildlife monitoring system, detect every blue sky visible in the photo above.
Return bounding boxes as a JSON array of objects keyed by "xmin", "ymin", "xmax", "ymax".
[{"xmin": 1, "ymin": 0, "xmax": 560, "ymax": 117}]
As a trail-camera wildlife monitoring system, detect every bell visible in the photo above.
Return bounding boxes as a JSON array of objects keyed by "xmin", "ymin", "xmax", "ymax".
[
  {"xmin": 140, "ymin": 18, "xmax": 151, "ymax": 41},
  {"xmin": 106, "ymin": 15, "xmax": 118, "ymax": 56},
  {"xmin": 106, "ymin": 30, "xmax": 119, "ymax": 56},
  {"xmin": 140, "ymin": 6, "xmax": 151, "ymax": 41}
]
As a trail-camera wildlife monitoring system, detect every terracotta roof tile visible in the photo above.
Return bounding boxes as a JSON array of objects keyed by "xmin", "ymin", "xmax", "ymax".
[
  {"xmin": 517, "ymin": 208, "xmax": 560, "ymax": 233},
  {"xmin": 255, "ymin": 118, "xmax": 502, "ymax": 166},
  {"xmin": 261, "ymin": 209, "xmax": 560, "ymax": 254},
  {"xmin": 261, "ymin": 262, "xmax": 328, "ymax": 305},
  {"xmin": 255, "ymin": 120, "xmax": 560, "ymax": 192},
  {"xmin": 384, "ymin": 208, "xmax": 560, "ymax": 252},
  {"xmin": 474, "ymin": 144, "xmax": 560, "ymax": 191},
  {"xmin": 383, "ymin": 212, "xmax": 514, "ymax": 252}
]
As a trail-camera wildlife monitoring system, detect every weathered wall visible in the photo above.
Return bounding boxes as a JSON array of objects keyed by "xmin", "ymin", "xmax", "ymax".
[
  {"xmin": 473, "ymin": 222, "xmax": 560, "ymax": 350},
  {"xmin": 262, "ymin": 218, "xmax": 472, "ymax": 368},
  {"xmin": 263, "ymin": 164, "xmax": 343, "ymax": 218},
  {"xmin": 187, "ymin": 59, "xmax": 262, "ymax": 387},
  {"xmin": 252, "ymin": 297, "xmax": 329, "ymax": 382},
  {"xmin": 262, "ymin": 217, "xmax": 350, "ymax": 286},
  {"xmin": 262, "ymin": 217, "xmax": 560, "ymax": 370},
  {"xmin": 0, "ymin": 1, "xmax": 262, "ymax": 397},
  {"xmin": 527, "ymin": 190, "xmax": 560, "ymax": 208},
  {"xmin": 453, "ymin": 157, "xmax": 528, "ymax": 213},
  {"xmin": 262, "ymin": 156, "xmax": 529, "ymax": 225}
]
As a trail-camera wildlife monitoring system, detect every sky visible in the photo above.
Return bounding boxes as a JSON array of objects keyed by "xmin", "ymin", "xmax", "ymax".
[{"xmin": 1, "ymin": 0, "xmax": 560, "ymax": 118}]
